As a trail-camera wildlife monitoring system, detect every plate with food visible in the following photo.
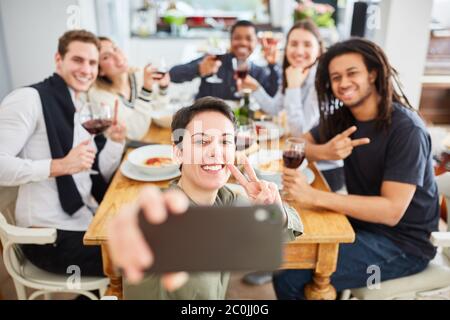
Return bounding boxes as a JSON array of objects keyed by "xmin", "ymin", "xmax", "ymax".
[
  {"xmin": 248, "ymin": 149, "xmax": 314, "ymax": 189},
  {"xmin": 127, "ymin": 144, "xmax": 179, "ymax": 176},
  {"xmin": 120, "ymin": 160, "xmax": 181, "ymax": 182},
  {"xmin": 254, "ymin": 121, "xmax": 285, "ymax": 142}
]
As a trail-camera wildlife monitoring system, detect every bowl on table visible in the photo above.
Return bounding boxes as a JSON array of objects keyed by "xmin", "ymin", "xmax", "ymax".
[
  {"xmin": 127, "ymin": 144, "xmax": 178, "ymax": 176},
  {"xmin": 247, "ymin": 149, "xmax": 309, "ymax": 188}
]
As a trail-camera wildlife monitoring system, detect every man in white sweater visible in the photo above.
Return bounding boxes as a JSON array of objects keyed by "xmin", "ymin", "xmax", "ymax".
[{"xmin": 0, "ymin": 30, "xmax": 126, "ymax": 277}]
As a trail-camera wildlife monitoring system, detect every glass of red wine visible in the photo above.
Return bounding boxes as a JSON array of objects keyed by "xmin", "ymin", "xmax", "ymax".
[
  {"xmin": 232, "ymin": 57, "xmax": 249, "ymax": 97},
  {"xmin": 205, "ymin": 48, "xmax": 226, "ymax": 84},
  {"xmin": 79, "ymin": 102, "xmax": 113, "ymax": 175},
  {"xmin": 283, "ymin": 137, "xmax": 306, "ymax": 169},
  {"xmin": 282, "ymin": 137, "xmax": 306, "ymax": 200}
]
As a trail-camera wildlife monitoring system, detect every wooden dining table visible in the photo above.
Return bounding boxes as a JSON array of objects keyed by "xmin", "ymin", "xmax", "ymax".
[{"xmin": 83, "ymin": 124, "xmax": 355, "ymax": 300}]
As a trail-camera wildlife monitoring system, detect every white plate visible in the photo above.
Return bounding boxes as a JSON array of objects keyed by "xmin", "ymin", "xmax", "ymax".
[
  {"xmin": 120, "ymin": 160, "xmax": 181, "ymax": 182},
  {"xmin": 254, "ymin": 121, "xmax": 285, "ymax": 142},
  {"xmin": 127, "ymin": 144, "xmax": 178, "ymax": 175},
  {"xmin": 248, "ymin": 149, "xmax": 308, "ymax": 171}
]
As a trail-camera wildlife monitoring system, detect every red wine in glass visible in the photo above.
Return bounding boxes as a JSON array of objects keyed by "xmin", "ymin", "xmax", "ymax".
[
  {"xmin": 236, "ymin": 69, "xmax": 248, "ymax": 80},
  {"xmin": 283, "ymin": 137, "xmax": 306, "ymax": 169},
  {"xmin": 282, "ymin": 150, "xmax": 305, "ymax": 169},
  {"xmin": 265, "ymin": 37, "xmax": 279, "ymax": 46},
  {"xmin": 79, "ymin": 102, "xmax": 113, "ymax": 175},
  {"xmin": 82, "ymin": 119, "xmax": 112, "ymax": 135}
]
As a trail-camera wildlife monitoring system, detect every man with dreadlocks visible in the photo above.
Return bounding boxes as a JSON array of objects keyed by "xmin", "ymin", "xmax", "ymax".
[{"xmin": 274, "ymin": 38, "xmax": 440, "ymax": 300}]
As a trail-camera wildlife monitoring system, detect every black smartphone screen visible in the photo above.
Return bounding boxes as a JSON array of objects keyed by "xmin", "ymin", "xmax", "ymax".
[{"xmin": 138, "ymin": 205, "xmax": 284, "ymax": 273}]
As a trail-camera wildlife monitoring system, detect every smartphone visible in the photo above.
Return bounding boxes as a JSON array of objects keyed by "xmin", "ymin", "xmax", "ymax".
[{"xmin": 138, "ymin": 205, "xmax": 284, "ymax": 273}]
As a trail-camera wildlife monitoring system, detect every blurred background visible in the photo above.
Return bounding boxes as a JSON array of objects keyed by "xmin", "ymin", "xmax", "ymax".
[{"xmin": 0, "ymin": 0, "xmax": 449, "ymax": 125}]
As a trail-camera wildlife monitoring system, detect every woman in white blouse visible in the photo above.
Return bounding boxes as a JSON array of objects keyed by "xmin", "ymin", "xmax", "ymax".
[
  {"xmin": 238, "ymin": 20, "xmax": 344, "ymax": 191},
  {"xmin": 88, "ymin": 37, "xmax": 170, "ymax": 140}
]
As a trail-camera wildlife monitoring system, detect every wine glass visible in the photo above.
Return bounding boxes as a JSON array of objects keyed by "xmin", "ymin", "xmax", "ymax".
[
  {"xmin": 258, "ymin": 31, "xmax": 280, "ymax": 47},
  {"xmin": 282, "ymin": 137, "xmax": 306, "ymax": 200},
  {"xmin": 232, "ymin": 57, "xmax": 250, "ymax": 97},
  {"xmin": 150, "ymin": 58, "xmax": 169, "ymax": 80},
  {"xmin": 79, "ymin": 102, "xmax": 113, "ymax": 175},
  {"xmin": 235, "ymin": 118, "xmax": 257, "ymax": 153},
  {"xmin": 283, "ymin": 137, "xmax": 306, "ymax": 169},
  {"xmin": 205, "ymin": 38, "xmax": 226, "ymax": 84}
]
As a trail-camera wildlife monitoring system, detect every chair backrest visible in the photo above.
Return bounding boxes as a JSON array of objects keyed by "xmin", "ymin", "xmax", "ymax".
[{"xmin": 0, "ymin": 211, "xmax": 28, "ymax": 280}]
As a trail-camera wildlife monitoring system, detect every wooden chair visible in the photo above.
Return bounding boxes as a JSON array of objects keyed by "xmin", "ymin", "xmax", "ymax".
[{"xmin": 0, "ymin": 211, "xmax": 109, "ymax": 300}]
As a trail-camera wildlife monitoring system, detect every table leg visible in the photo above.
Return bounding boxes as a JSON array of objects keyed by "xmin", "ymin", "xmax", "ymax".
[
  {"xmin": 304, "ymin": 243, "xmax": 339, "ymax": 300},
  {"xmin": 101, "ymin": 244, "xmax": 123, "ymax": 299}
]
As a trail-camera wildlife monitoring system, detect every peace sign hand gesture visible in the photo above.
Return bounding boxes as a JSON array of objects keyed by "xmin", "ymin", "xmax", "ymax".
[
  {"xmin": 227, "ymin": 155, "xmax": 282, "ymax": 206},
  {"xmin": 324, "ymin": 126, "xmax": 370, "ymax": 160}
]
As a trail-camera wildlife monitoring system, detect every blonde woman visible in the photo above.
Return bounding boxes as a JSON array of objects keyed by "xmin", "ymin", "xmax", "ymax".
[{"xmin": 89, "ymin": 37, "xmax": 170, "ymax": 140}]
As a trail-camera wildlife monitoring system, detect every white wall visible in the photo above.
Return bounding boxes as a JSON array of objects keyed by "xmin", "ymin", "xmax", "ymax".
[
  {"xmin": 0, "ymin": 0, "xmax": 96, "ymax": 90},
  {"xmin": 0, "ymin": 14, "xmax": 12, "ymax": 100},
  {"xmin": 432, "ymin": 0, "xmax": 450, "ymax": 28},
  {"xmin": 373, "ymin": 0, "xmax": 433, "ymax": 108}
]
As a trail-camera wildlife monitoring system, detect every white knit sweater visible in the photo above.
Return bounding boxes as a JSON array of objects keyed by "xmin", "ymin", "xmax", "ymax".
[{"xmin": 88, "ymin": 70, "xmax": 170, "ymax": 140}]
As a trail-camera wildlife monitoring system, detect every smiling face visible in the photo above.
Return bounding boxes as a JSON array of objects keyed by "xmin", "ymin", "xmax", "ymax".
[
  {"xmin": 285, "ymin": 28, "xmax": 320, "ymax": 69},
  {"xmin": 176, "ymin": 111, "xmax": 236, "ymax": 192},
  {"xmin": 230, "ymin": 26, "xmax": 258, "ymax": 61},
  {"xmin": 55, "ymin": 41, "xmax": 99, "ymax": 94},
  {"xmin": 328, "ymin": 52, "xmax": 377, "ymax": 109},
  {"xmin": 98, "ymin": 39, "xmax": 129, "ymax": 78}
]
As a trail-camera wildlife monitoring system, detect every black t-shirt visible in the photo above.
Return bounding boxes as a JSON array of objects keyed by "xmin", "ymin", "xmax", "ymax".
[{"xmin": 311, "ymin": 103, "xmax": 439, "ymax": 260}]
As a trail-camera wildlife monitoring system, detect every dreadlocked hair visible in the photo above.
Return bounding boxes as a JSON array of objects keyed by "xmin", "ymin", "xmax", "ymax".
[{"xmin": 315, "ymin": 37, "xmax": 414, "ymax": 143}]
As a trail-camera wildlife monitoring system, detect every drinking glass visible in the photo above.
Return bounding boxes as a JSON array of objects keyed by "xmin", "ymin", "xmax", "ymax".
[
  {"xmin": 232, "ymin": 57, "xmax": 249, "ymax": 97},
  {"xmin": 79, "ymin": 102, "xmax": 113, "ymax": 175}
]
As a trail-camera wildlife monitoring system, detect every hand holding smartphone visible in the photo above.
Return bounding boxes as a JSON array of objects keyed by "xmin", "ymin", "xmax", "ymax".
[{"xmin": 138, "ymin": 204, "xmax": 284, "ymax": 273}]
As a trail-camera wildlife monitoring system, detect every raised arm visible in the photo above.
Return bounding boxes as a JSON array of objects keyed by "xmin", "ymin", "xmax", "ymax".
[{"xmin": 169, "ymin": 56, "xmax": 220, "ymax": 83}]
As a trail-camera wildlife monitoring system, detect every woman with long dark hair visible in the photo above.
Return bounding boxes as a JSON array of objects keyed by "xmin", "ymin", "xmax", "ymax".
[{"xmin": 239, "ymin": 20, "xmax": 344, "ymax": 191}]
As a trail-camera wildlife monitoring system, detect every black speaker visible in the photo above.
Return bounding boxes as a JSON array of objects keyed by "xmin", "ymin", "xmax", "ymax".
[{"xmin": 351, "ymin": 1, "xmax": 368, "ymax": 37}]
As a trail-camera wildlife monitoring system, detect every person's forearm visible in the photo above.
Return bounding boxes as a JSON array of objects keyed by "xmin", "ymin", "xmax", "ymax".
[
  {"xmin": 50, "ymin": 158, "xmax": 68, "ymax": 177},
  {"xmin": 169, "ymin": 60, "xmax": 200, "ymax": 83},
  {"xmin": 313, "ymin": 189, "xmax": 402, "ymax": 226},
  {"xmin": 305, "ymin": 142, "xmax": 331, "ymax": 162},
  {"xmin": 0, "ymin": 155, "xmax": 51, "ymax": 185}
]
